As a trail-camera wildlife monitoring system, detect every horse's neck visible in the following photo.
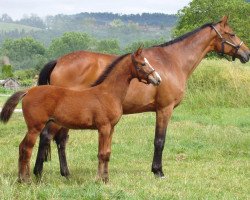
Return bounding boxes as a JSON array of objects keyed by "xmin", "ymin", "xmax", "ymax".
[
  {"xmin": 99, "ymin": 59, "xmax": 132, "ymax": 102},
  {"xmin": 163, "ymin": 27, "xmax": 215, "ymax": 79}
]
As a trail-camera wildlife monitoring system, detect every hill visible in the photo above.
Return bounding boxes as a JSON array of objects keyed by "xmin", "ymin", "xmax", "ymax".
[
  {"xmin": 0, "ymin": 13, "xmax": 177, "ymax": 46},
  {"xmin": 0, "ymin": 22, "xmax": 41, "ymax": 32}
]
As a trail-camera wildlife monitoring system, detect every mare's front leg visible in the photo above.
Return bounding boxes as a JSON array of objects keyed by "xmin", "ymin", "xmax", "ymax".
[
  {"xmin": 151, "ymin": 106, "xmax": 173, "ymax": 178},
  {"xmin": 54, "ymin": 127, "xmax": 70, "ymax": 177},
  {"xmin": 19, "ymin": 128, "xmax": 41, "ymax": 183},
  {"xmin": 97, "ymin": 125, "xmax": 114, "ymax": 183}
]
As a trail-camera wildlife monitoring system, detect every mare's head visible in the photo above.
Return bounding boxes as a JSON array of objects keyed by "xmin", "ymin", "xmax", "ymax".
[
  {"xmin": 212, "ymin": 16, "xmax": 250, "ymax": 63},
  {"xmin": 131, "ymin": 47, "xmax": 161, "ymax": 86}
]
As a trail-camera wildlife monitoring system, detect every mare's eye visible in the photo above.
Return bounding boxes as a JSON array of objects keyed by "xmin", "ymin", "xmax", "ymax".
[
  {"xmin": 141, "ymin": 63, "xmax": 146, "ymax": 66},
  {"xmin": 230, "ymin": 33, "xmax": 235, "ymax": 37}
]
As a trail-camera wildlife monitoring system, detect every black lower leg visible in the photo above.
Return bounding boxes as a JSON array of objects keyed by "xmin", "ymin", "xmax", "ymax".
[
  {"xmin": 54, "ymin": 128, "xmax": 70, "ymax": 177},
  {"xmin": 33, "ymin": 125, "xmax": 53, "ymax": 177},
  {"xmin": 151, "ymin": 126, "xmax": 166, "ymax": 178}
]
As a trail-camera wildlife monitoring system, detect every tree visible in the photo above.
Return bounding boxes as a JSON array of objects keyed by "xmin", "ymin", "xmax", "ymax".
[
  {"xmin": 173, "ymin": 0, "xmax": 250, "ymax": 46},
  {"xmin": 1, "ymin": 37, "xmax": 46, "ymax": 69},
  {"xmin": 124, "ymin": 38, "xmax": 165, "ymax": 53},
  {"xmin": 18, "ymin": 14, "xmax": 46, "ymax": 29},
  {"xmin": 0, "ymin": 13, "xmax": 13, "ymax": 23},
  {"xmin": 48, "ymin": 32, "xmax": 94, "ymax": 59},
  {"xmin": 1, "ymin": 65, "xmax": 13, "ymax": 78},
  {"xmin": 96, "ymin": 39, "xmax": 121, "ymax": 54}
]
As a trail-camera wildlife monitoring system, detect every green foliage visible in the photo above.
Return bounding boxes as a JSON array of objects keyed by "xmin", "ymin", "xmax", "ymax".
[
  {"xmin": 1, "ymin": 64, "xmax": 13, "ymax": 78},
  {"xmin": 48, "ymin": 32, "xmax": 94, "ymax": 59},
  {"xmin": 95, "ymin": 39, "xmax": 121, "ymax": 54},
  {"xmin": 124, "ymin": 38, "xmax": 166, "ymax": 53},
  {"xmin": 173, "ymin": 0, "xmax": 250, "ymax": 46},
  {"xmin": 1, "ymin": 37, "xmax": 46, "ymax": 69},
  {"xmin": 13, "ymin": 68, "xmax": 37, "ymax": 86},
  {"xmin": 0, "ymin": 13, "xmax": 175, "ymax": 47}
]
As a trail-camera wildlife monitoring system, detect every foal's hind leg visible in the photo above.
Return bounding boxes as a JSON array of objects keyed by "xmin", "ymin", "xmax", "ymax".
[
  {"xmin": 97, "ymin": 125, "xmax": 114, "ymax": 183},
  {"xmin": 54, "ymin": 127, "xmax": 70, "ymax": 177},
  {"xmin": 19, "ymin": 127, "xmax": 41, "ymax": 182}
]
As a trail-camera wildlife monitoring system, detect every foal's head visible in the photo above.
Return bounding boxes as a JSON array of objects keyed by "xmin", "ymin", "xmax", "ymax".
[
  {"xmin": 212, "ymin": 16, "xmax": 250, "ymax": 63},
  {"xmin": 131, "ymin": 47, "xmax": 161, "ymax": 86}
]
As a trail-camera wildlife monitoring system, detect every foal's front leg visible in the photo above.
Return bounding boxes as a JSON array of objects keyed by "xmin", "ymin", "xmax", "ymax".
[{"xmin": 97, "ymin": 125, "xmax": 114, "ymax": 183}]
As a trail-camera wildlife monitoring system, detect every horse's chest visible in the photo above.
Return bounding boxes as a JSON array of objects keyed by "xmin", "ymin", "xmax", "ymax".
[{"xmin": 158, "ymin": 82, "xmax": 185, "ymax": 107}]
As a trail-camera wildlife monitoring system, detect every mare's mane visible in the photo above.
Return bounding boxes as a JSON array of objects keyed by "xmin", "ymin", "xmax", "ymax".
[
  {"xmin": 91, "ymin": 53, "xmax": 130, "ymax": 86},
  {"xmin": 157, "ymin": 22, "xmax": 219, "ymax": 47}
]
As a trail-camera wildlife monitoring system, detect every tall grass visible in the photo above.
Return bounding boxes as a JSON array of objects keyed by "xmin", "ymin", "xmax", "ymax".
[{"xmin": 184, "ymin": 59, "xmax": 250, "ymax": 108}]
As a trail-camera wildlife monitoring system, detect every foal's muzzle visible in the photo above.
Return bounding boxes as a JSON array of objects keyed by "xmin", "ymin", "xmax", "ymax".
[{"xmin": 148, "ymin": 71, "xmax": 162, "ymax": 86}]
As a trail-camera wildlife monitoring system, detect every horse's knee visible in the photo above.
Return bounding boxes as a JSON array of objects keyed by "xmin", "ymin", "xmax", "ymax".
[{"xmin": 98, "ymin": 151, "xmax": 111, "ymax": 162}]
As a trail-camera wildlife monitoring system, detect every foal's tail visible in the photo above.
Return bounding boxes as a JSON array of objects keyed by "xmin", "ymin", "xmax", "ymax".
[
  {"xmin": 37, "ymin": 60, "xmax": 57, "ymax": 85},
  {"xmin": 0, "ymin": 91, "xmax": 26, "ymax": 123}
]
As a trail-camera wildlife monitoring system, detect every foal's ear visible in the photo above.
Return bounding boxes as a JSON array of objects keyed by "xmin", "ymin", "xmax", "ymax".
[
  {"xmin": 220, "ymin": 15, "xmax": 229, "ymax": 27},
  {"xmin": 135, "ymin": 44, "xmax": 144, "ymax": 56}
]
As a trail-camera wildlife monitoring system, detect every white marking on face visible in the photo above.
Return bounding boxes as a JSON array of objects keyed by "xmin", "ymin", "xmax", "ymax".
[
  {"xmin": 144, "ymin": 57, "xmax": 150, "ymax": 64},
  {"xmin": 155, "ymin": 72, "xmax": 162, "ymax": 82}
]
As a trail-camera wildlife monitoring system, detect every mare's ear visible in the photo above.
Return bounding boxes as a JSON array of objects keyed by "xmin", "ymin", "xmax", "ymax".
[
  {"xmin": 135, "ymin": 44, "xmax": 144, "ymax": 56},
  {"xmin": 220, "ymin": 15, "xmax": 229, "ymax": 27}
]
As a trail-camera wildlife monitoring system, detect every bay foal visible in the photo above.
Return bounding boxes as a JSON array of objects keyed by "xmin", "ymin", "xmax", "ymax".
[
  {"xmin": 0, "ymin": 48, "xmax": 161, "ymax": 183},
  {"xmin": 37, "ymin": 16, "xmax": 250, "ymax": 178}
]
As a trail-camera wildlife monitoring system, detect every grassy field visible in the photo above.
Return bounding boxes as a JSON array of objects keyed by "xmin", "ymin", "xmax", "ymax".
[
  {"xmin": 0, "ymin": 59, "xmax": 249, "ymax": 199},
  {"xmin": 0, "ymin": 22, "xmax": 41, "ymax": 32}
]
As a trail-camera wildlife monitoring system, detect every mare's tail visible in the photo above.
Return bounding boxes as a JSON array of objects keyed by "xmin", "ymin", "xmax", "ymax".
[
  {"xmin": 37, "ymin": 60, "xmax": 57, "ymax": 85},
  {"xmin": 0, "ymin": 91, "xmax": 26, "ymax": 123}
]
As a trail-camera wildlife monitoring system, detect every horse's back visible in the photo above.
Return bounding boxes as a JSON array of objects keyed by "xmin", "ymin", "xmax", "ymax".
[{"xmin": 50, "ymin": 51, "xmax": 117, "ymax": 90}]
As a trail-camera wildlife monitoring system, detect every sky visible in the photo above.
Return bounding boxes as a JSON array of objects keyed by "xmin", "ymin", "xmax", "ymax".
[{"xmin": 0, "ymin": 0, "xmax": 191, "ymax": 20}]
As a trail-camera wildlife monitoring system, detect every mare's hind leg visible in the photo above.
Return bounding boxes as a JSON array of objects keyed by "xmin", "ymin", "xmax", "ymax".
[
  {"xmin": 97, "ymin": 125, "xmax": 114, "ymax": 183},
  {"xmin": 33, "ymin": 123, "xmax": 61, "ymax": 178},
  {"xmin": 54, "ymin": 127, "xmax": 70, "ymax": 177},
  {"xmin": 19, "ymin": 127, "xmax": 42, "ymax": 183}
]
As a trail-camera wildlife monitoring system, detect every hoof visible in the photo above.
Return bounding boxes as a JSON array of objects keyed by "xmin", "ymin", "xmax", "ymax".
[
  {"xmin": 18, "ymin": 176, "xmax": 31, "ymax": 184},
  {"xmin": 95, "ymin": 175, "xmax": 109, "ymax": 184},
  {"xmin": 153, "ymin": 171, "xmax": 165, "ymax": 178},
  {"xmin": 102, "ymin": 177, "xmax": 109, "ymax": 184},
  {"xmin": 61, "ymin": 169, "xmax": 70, "ymax": 177}
]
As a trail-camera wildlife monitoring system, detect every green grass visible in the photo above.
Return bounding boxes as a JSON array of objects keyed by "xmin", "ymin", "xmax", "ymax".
[
  {"xmin": 0, "ymin": 108, "xmax": 249, "ymax": 200},
  {"xmin": 0, "ymin": 22, "xmax": 41, "ymax": 32},
  {"xmin": 0, "ymin": 59, "xmax": 249, "ymax": 199}
]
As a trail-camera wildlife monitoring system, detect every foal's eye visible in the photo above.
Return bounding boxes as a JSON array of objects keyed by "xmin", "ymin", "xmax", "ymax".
[
  {"xmin": 229, "ymin": 33, "xmax": 235, "ymax": 37},
  {"xmin": 141, "ymin": 63, "xmax": 146, "ymax": 66}
]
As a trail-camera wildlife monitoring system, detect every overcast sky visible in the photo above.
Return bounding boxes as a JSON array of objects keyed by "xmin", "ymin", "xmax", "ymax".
[{"xmin": 0, "ymin": 0, "xmax": 191, "ymax": 20}]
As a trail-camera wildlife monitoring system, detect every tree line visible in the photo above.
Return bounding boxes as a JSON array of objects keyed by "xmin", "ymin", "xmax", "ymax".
[{"xmin": 0, "ymin": 0, "xmax": 249, "ymax": 85}]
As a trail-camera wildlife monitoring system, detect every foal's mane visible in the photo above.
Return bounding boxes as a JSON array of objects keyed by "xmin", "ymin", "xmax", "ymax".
[
  {"xmin": 157, "ymin": 22, "xmax": 219, "ymax": 47},
  {"xmin": 91, "ymin": 53, "xmax": 130, "ymax": 86}
]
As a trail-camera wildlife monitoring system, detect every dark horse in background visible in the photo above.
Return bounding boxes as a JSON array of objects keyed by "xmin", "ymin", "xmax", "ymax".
[
  {"xmin": 35, "ymin": 16, "xmax": 250, "ymax": 178},
  {"xmin": 0, "ymin": 48, "xmax": 161, "ymax": 182}
]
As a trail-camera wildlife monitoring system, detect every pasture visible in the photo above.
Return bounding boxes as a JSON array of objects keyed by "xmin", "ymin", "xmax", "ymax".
[{"xmin": 0, "ymin": 59, "xmax": 249, "ymax": 199}]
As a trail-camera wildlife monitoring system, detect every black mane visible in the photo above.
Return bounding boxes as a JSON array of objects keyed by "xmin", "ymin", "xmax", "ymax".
[
  {"xmin": 91, "ymin": 53, "xmax": 130, "ymax": 86},
  {"xmin": 157, "ymin": 22, "xmax": 217, "ymax": 47}
]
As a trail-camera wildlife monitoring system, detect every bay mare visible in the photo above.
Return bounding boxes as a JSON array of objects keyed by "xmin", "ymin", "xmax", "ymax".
[
  {"xmin": 36, "ymin": 16, "xmax": 250, "ymax": 178},
  {"xmin": 0, "ymin": 48, "xmax": 161, "ymax": 183}
]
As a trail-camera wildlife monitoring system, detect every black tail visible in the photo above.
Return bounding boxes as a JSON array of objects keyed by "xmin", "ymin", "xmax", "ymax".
[
  {"xmin": 0, "ymin": 91, "xmax": 26, "ymax": 123},
  {"xmin": 37, "ymin": 60, "xmax": 57, "ymax": 85}
]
